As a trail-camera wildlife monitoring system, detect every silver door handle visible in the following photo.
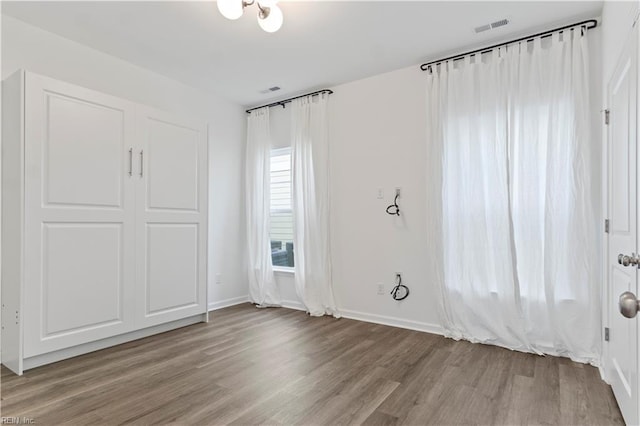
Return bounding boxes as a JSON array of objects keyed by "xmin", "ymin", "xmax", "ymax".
[
  {"xmin": 618, "ymin": 253, "xmax": 640, "ymax": 267},
  {"xmin": 139, "ymin": 150, "xmax": 144, "ymax": 177},
  {"xmin": 620, "ymin": 291, "xmax": 640, "ymax": 318},
  {"xmin": 128, "ymin": 148, "xmax": 133, "ymax": 177}
]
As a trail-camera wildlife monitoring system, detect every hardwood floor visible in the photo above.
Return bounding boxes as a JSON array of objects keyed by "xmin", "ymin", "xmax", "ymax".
[{"xmin": 0, "ymin": 303, "xmax": 624, "ymax": 425}]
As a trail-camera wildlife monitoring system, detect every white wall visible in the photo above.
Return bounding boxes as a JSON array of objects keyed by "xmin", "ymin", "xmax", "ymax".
[
  {"xmin": 267, "ymin": 67, "xmax": 442, "ymax": 330},
  {"xmin": 602, "ymin": 1, "xmax": 639, "ymax": 85},
  {"xmin": 266, "ymin": 20, "xmax": 605, "ymax": 332},
  {"xmin": 335, "ymin": 31, "xmax": 602, "ymax": 331},
  {"xmin": 327, "ymin": 67, "xmax": 440, "ymax": 331},
  {"xmin": 1, "ymin": 15, "xmax": 249, "ymax": 309}
]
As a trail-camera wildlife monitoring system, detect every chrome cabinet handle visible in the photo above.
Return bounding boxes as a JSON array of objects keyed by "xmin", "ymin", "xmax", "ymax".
[
  {"xmin": 139, "ymin": 150, "xmax": 144, "ymax": 177},
  {"xmin": 128, "ymin": 148, "xmax": 133, "ymax": 177}
]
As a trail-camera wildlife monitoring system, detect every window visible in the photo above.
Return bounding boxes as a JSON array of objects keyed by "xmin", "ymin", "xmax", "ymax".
[{"xmin": 270, "ymin": 147, "xmax": 294, "ymax": 268}]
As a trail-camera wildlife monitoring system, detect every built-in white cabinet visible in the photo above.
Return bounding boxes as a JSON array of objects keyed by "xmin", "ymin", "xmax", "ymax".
[
  {"xmin": 134, "ymin": 106, "xmax": 208, "ymax": 328},
  {"xmin": 2, "ymin": 71, "xmax": 208, "ymax": 375}
]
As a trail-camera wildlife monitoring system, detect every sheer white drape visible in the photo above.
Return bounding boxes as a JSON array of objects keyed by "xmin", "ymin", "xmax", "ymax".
[
  {"xmin": 246, "ymin": 107, "xmax": 281, "ymax": 307},
  {"xmin": 426, "ymin": 28, "xmax": 599, "ymax": 363},
  {"xmin": 291, "ymin": 94, "xmax": 339, "ymax": 317}
]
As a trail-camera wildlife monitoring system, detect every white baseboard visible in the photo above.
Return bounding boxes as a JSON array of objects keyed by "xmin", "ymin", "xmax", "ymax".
[
  {"xmin": 208, "ymin": 296, "xmax": 250, "ymax": 311},
  {"xmin": 598, "ymin": 365, "xmax": 608, "ymax": 383},
  {"xmin": 339, "ymin": 308, "xmax": 444, "ymax": 336},
  {"xmin": 281, "ymin": 299, "xmax": 306, "ymax": 311},
  {"xmin": 209, "ymin": 295, "xmax": 306, "ymax": 312},
  {"xmin": 209, "ymin": 296, "xmax": 443, "ymax": 336}
]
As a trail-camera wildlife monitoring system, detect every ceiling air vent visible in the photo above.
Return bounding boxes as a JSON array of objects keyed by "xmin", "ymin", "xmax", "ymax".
[
  {"xmin": 259, "ymin": 86, "xmax": 282, "ymax": 94},
  {"xmin": 475, "ymin": 18, "xmax": 509, "ymax": 34},
  {"xmin": 474, "ymin": 24, "xmax": 491, "ymax": 34},
  {"xmin": 491, "ymin": 19, "xmax": 509, "ymax": 29}
]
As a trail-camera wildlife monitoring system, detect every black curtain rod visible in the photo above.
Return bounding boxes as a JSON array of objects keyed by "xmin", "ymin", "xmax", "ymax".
[
  {"xmin": 420, "ymin": 18, "xmax": 598, "ymax": 72},
  {"xmin": 246, "ymin": 89, "xmax": 334, "ymax": 113}
]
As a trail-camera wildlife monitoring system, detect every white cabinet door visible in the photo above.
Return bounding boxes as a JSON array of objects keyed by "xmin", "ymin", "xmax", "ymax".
[
  {"xmin": 23, "ymin": 73, "xmax": 137, "ymax": 357},
  {"xmin": 134, "ymin": 107, "xmax": 207, "ymax": 328}
]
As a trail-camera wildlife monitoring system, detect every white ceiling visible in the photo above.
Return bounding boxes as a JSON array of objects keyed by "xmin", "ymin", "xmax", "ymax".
[{"xmin": 2, "ymin": 1, "xmax": 603, "ymax": 107}]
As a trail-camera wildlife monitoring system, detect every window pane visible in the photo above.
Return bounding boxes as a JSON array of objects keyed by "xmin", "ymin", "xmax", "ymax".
[{"xmin": 270, "ymin": 148, "xmax": 294, "ymax": 267}]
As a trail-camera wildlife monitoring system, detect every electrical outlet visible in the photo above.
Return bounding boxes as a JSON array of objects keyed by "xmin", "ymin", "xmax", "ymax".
[
  {"xmin": 377, "ymin": 188, "xmax": 384, "ymax": 199},
  {"xmin": 377, "ymin": 283, "xmax": 385, "ymax": 295},
  {"xmin": 215, "ymin": 273, "xmax": 223, "ymax": 285}
]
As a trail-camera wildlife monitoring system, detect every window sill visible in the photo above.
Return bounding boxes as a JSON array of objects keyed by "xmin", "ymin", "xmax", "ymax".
[{"xmin": 273, "ymin": 267, "xmax": 295, "ymax": 275}]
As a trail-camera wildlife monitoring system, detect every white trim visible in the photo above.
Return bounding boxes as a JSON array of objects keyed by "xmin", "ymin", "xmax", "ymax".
[
  {"xmin": 207, "ymin": 295, "xmax": 304, "ymax": 312},
  {"xmin": 273, "ymin": 267, "xmax": 294, "ymax": 275},
  {"xmin": 339, "ymin": 309, "xmax": 444, "ymax": 335},
  {"xmin": 599, "ymin": 365, "xmax": 609, "ymax": 383},
  {"xmin": 208, "ymin": 296, "xmax": 250, "ymax": 311},
  {"xmin": 23, "ymin": 314, "xmax": 206, "ymax": 372},
  {"xmin": 207, "ymin": 296, "xmax": 443, "ymax": 336},
  {"xmin": 281, "ymin": 299, "xmax": 306, "ymax": 311}
]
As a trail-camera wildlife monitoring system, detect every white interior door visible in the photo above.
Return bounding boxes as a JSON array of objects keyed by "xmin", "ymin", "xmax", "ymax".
[
  {"xmin": 134, "ymin": 107, "xmax": 207, "ymax": 328},
  {"xmin": 607, "ymin": 24, "xmax": 640, "ymax": 426},
  {"xmin": 23, "ymin": 73, "xmax": 137, "ymax": 357}
]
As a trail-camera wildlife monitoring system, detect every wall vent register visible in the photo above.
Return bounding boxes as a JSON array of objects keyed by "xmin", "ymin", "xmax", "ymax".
[{"xmin": 474, "ymin": 18, "xmax": 509, "ymax": 33}]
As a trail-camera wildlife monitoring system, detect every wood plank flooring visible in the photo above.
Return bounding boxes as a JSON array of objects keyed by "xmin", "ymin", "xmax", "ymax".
[{"xmin": 0, "ymin": 303, "xmax": 624, "ymax": 425}]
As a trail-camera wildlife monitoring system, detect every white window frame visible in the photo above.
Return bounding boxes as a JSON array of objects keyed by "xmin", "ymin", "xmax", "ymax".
[{"xmin": 270, "ymin": 147, "xmax": 294, "ymax": 272}]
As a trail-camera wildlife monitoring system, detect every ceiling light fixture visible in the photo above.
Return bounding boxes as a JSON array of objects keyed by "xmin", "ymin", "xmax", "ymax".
[{"xmin": 217, "ymin": 0, "xmax": 284, "ymax": 33}]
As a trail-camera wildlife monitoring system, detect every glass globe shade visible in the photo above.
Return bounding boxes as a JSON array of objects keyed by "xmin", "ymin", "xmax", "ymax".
[
  {"xmin": 217, "ymin": 0, "xmax": 243, "ymax": 20},
  {"xmin": 258, "ymin": 4, "xmax": 283, "ymax": 33}
]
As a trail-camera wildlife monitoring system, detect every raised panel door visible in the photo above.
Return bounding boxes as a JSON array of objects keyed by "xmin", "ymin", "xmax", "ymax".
[
  {"xmin": 23, "ymin": 73, "xmax": 137, "ymax": 357},
  {"xmin": 606, "ymin": 25, "xmax": 639, "ymax": 426},
  {"xmin": 135, "ymin": 107, "xmax": 207, "ymax": 328}
]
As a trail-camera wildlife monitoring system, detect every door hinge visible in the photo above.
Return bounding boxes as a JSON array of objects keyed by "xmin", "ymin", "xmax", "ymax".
[
  {"xmin": 605, "ymin": 327, "xmax": 610, "ymax": 342},
  {"xmin": 605, "ymin": 219, "xmax": 610, "ymax": 233},
  {"xmin": 605, "ymin": 109, "xmax": 610, "ymax": 125}
]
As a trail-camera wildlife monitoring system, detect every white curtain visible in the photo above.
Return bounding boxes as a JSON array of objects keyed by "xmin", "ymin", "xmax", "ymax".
[
  {"xmin": 291, "ymin": 94, "xmax": 339, "ymax": 317},
  {"xmin": 427, "ymin": 28, "xmax": 600, "ymax": 363},
  {"xmin": 246, "ymin": 107, "xmax": 281, "ymax": 307}
]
